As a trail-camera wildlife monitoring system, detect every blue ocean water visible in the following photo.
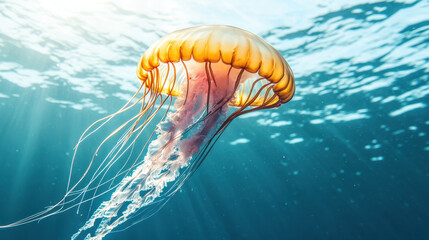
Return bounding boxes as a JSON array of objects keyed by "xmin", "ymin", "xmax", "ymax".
[{"xmin": 0, "ymin": 0, "xmax": 428, "ymax": 239}]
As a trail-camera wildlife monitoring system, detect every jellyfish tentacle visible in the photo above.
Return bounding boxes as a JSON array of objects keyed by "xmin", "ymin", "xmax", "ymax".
[
  {"xmin": 76, "ymin": 100, "xmax": 160, "ymax": 213},
  {"xmin": 261, "ymin": 85, "xmax": 274, "ymax": 104},
  {"xmin": 84, "ymin": 101, "xmax": 167, "ymax": 212},
  {"xmin": 73, "ymin": 82, "xmax": 144, "ymax": 149},
  {"xmin": 181, "ymin": 60, "xmax": 190, "ymax": 105},
  {"xmin": 87, "ymin": 63, "xmax": 172, "ymax": 188},
  {"xmin": 73, "ymin": 67, "xmax": 166, "ymax": 216},
  {"xmin": 243, "ymin": 82, "xmax": 271, "ymax": 106},
  {"xmin": 69, "ymin": 63, "xmax": 178, "ymax": 226},
  {"xmin": 87, "ymin": 65, "xmax": 178, "ymax": 214},
  {"xmin": 205, "ymin": 62, "xmax": 212, "ymax": 115},
  {"xmin": 76, "ymin": 111, "xmax": 149, "ymax": 213},
  {"xmin": 242, "ymin": 77, "xmax": 264, "ymax": 105},
  {"xmin": 208, "ymin": 62, "xmax": 217, "ymax": 87},
  {"xmin": 67, "ymin": 82, "xmax": 145, "ymax": 191},
  {"xmin": 66, "ymin": 92, "xmax": 140, "ymax": 199},
  {"xmin": 106, "ymin": 95, "xmax": 175, "ymax": 193}
]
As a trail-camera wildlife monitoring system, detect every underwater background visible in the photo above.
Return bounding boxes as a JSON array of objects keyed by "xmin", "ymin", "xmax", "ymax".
[{"xmin": 0, "ymin": 0, "xmax": 428, "ymax": 239}]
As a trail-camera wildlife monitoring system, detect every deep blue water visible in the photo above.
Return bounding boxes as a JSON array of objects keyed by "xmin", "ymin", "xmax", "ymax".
[{"xmin": 0, "ymin": 0, "xmax": 428, "ymax": 239}]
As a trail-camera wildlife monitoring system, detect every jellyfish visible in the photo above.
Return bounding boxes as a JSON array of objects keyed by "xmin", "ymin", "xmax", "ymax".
[{"xmin": 0, "ymin": 25, "xmax": 294, "ymax": 239}]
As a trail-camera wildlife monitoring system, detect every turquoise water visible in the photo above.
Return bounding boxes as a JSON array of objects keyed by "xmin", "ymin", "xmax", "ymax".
[{"xmin": 1, "ymin": 0, "xmax": 428, "ymax": 239}]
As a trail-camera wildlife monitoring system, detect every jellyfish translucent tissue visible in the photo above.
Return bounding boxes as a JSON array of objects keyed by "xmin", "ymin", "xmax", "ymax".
[{"xmin": 0, "ymin": 25, "xmax": 295, "ymax": 240}]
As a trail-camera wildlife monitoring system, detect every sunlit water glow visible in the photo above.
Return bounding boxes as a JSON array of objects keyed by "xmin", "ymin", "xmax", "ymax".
[{"xmin": 0, "ymin": 0, "xmax": 428, "ymax": 239}]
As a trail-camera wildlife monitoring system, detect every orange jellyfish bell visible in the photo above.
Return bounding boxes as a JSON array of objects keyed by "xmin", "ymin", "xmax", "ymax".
[{"xmin": 136, "ymin": 25, "xmax": 295, "ymax": 108}]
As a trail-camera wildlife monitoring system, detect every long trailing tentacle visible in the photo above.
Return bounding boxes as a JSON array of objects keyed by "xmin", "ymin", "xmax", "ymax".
[
  {"xmin": 85, "ymin": 63, "xmax": 178, "ymax": 215},
  {"xmin": 81, "ymin": 63, "xmax": 173, "ymax": 211},
  {"xmin": 0, "ymin": 62, "xmax": 180, "ymax": 228}
]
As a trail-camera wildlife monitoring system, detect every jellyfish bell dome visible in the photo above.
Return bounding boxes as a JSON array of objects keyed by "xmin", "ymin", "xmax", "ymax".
[{"xmin": 137, "ymin": 25, "xmax": 295, "ymax": 108}]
